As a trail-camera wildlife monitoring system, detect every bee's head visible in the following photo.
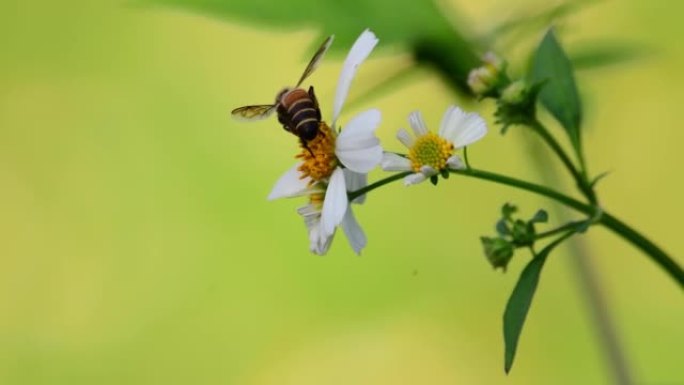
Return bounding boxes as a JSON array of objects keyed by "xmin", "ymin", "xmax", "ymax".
[{"xmin": 275, "ymin": 87, "xmax": 292, "ymax": 103}]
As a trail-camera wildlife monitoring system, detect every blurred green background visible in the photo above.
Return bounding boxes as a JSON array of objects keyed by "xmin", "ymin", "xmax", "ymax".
[{"xmin": 1, "ymin": 0, "xmax": 682, "ymax": 384}]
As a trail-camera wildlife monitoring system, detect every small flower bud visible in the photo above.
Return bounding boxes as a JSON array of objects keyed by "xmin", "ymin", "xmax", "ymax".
[
  {"xmin": 468, "ymin": 68, "xmax": 496, "ymax": 95},
  {"xmin": 481, "ymin": 236, "xmax": 515, "ymax": 271},
  {"xmin": 511, "ymin": 219, "xmax": 536, "ymax": 246},
  {"xmin": 482, "ymin": 51, "xmax": 504, "ymax": 69},
  {"xmin": 501, "ymin": 80, "xmax": 529, "ymax": 106},
  {"xmin": 467, "ymin": 52, "xmax": 505, "ymax": 97},
  {"xmin": 495, "ymin": 80, "xmax": 541, "ymax": 131}
]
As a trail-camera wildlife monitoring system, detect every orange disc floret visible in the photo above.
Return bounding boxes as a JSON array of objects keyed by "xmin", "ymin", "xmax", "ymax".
[{"xmin": 296, "ymin": 122, "xmax": 339, "ymax": 182}]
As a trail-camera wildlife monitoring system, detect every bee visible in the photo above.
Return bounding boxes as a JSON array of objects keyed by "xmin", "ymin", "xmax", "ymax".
[{"xmin": 231, "ymin": 35, "xmax": 334, "ymax": 152}]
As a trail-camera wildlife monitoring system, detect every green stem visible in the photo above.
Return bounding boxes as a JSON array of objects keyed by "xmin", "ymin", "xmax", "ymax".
[
  {"xmin": 346, "ymin": 168, "xmax": 683, "ymax": 288},
  {"xmin": 576, "ymin": 144, "xmax": 591, "ymax": 186},
  {"xmin": 454, "ymin": 168, "xmax": 589, "ymax": 211},
  {"xmin": 527, "ymin": 119, "xmax": 578, "ymax": 177},
  {"xmin": 347, "ymin": 171, "xmax": 412, "ymax": 201},
  {"xmin": 535, "ymin": 220, "xmax": 588, "ymax": 242},
  {"xmin": 527, "ymin": 119, "xmax": 597, "ymax": 204},
  {"xmin": 464, "ymin": 146, "xmax": 471, "ymax": 168},
  {"xmin": 600, "ymin": 211, "xmax": 682, "ymax": 280},
  {"xmin": 451, "ymin": 168, "xmax": 683, "ymax": 288}
]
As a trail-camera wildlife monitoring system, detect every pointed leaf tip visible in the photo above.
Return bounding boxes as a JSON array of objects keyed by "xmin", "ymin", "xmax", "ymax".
[{"xmin": 530, "ymin": 28, "xmax": 582, "ymax": 151}]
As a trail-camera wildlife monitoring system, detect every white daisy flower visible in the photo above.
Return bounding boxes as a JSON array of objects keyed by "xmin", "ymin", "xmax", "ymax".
[
  {"xmin": 381, "ymin": 106, "xmax": 487, "ymax": 185},
  {"xmin": 268, "ymin": 29, "xmax": 382, "ymax": 255}
]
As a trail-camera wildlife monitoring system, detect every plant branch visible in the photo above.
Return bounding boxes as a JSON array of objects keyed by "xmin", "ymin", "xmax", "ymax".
[
  {"xmin": 450, "ymin": 168, "xmax": 683, "ymax": 288},
  {"xmin": 347, "ymin": 171, "xmax": 412, "ymax": 201},
  {"xmin": 346, "ymin": 167, "xmax": 683, "ymax": 287},
  {"xmin": 534, "ymin": 220, "xmax": 588, "ymax": 242},
  {"xmin": 526, "ymin": 119, "xmax": 597, "ymax": 204}
]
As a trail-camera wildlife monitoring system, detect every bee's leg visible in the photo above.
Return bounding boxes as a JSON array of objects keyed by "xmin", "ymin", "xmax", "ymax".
[
  {"xmin": 301, "ymin": 138, "xmax": 315, "ymax": 157},
  {"xmin": 308, "ymin": 86, "xmax": 321, "ymax": 120}
]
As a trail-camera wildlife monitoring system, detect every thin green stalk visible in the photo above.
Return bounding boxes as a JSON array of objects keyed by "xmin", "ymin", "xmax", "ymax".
[
  {"xmin": 527, "ymin": 119, "xmax": 597, "ymax": 204},
  {"xmin": 347, "ymin": 171, "xmax": 412, "ymax": 201},
  {"xmin": 346, "ymin": 168, "xmax": 684, "ymax": 288},
  {"xmin": 527, "ymin": 119, "xmax": 580, "ymax": 179},
  {"xmin": 534, "ymin": 220, "xmax": 588, "ymax": 242},
  {"xmin": 453, "ymin": 168, "xmax": 589, "ymax": 212},
  {"xmin": 576, "ymin": 144, "xmax": 591, "ymax": 189},
  {"xmin": 464, "ymin": 146, "xmax": 471, "ymax": 168}
]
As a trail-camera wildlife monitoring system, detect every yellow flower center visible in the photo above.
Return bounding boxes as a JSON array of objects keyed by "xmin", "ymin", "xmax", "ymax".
[
  {"xmin": 296, "ymin": 122, "xmax": 339, "ymax": 182},
  {"xmin": 408, "ymin": 132, "xmax": 454, "ymax": 173}
]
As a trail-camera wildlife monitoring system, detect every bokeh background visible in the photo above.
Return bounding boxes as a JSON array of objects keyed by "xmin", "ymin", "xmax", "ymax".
[{"xmin": 1, "ymin": 0, "xmax": 682, "ymax": 384}]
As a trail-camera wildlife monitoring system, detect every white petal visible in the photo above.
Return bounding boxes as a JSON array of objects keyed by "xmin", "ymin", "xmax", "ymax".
[
  {"xmin": 438, "ymin": 105, "xmax": 487, "ymax": 148},
  {"xmin": 420, "ymin": 165, "xmax": 438, "ymax": 176},
  {"xmin": 341, "ymin": 207, "xmax": 367, "ymax": 255},
  {"xmin": 332, "ymin": 29, "xmax": 379, "ymax": 126},
  {"xmin": 268, "ymin": 162, "xmax": 311, "ymax": 200},
  {"xmin": 297, "ymin": 204, "xmax": 334, "ymax": 255},
  {"xmin": 336, "ymin": 109, "xmax": 381, "ymax": 151},
  {"xmin": 396, "ymin": 128, "xmax": 414, "ymax": 148},
  {"xmin": 311, "ymin": 226, "xmax": 334, "ymax": 255},
  {"xmin": 336, "ymin": 109, "xmax": 382, "ymax": 173},
  {"xmin": 404, "ymin": 173, "xmax": 427, "ymax": 186},
  {"xmin": 337, "ymin": 146, "xmax": 382, "ymax": 174},
  {"xmin": 408, "ymin": 110, "xmax": 429, "ymax": 136},
  {"xmin": 344, "ymin": 169, "xmax": 367, "ymax": 204},
  {"xmin": 321, "ymin": 167, "xmax": 348, "ymax": 235},
  {"xmin": 381, "ymin": 152, "xmax": 412, "ymax": 171},
  {"xmin": 335, "ymin": 135, "xmax": 378, "ymax": 151},
  {"xmin": 297, "ymin": 203, "xmax": 320, "ymax": 219},
  {"xmin": 438, "ymin": 105, "xmax": 463, "ymax": 140},
  {"xmin": 446, "ymin": 155, "xmax": 465, "ymax": 170}
]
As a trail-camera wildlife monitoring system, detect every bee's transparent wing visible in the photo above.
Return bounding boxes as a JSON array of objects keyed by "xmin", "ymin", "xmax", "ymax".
[
  {"xmin": 231, "ymin": 104, "xmax": 277, "ymax": 121},
  {"xmin": 295, "ymin": 35, "xmax": 334, "ymax": 88}
]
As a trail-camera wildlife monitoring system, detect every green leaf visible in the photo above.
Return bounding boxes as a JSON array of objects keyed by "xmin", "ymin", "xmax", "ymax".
[
  {"xmin": 530, "ymin": 28, "xmax": 582, "ymax": 151},
  {"xmin": 503, "ymin": 234, "xmax": 569, "ymax": 373}
]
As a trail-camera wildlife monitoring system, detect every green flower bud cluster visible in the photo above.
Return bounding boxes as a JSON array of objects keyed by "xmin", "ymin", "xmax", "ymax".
[
  {"xmin": 467, "ymin": 52, "xmax": 545, "ymax": 133},
  {"xmin": 481, "ymin": 203, "xmax": 549, "ymax": 271},
  {"xmin": 467, "ymin": 52, "xmax": 508, "ymax": 98},
  {"xmin": 495, "ymin": 81, "xmax": 544, "ymax": 134}
]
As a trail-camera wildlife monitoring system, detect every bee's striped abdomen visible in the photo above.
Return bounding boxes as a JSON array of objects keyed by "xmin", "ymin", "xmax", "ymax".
[{"xmin": 279, "ymin": 88, "xmax": 321, "ymax": 141}]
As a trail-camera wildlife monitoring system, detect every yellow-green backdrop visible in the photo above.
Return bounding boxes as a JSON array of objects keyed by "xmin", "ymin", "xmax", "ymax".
[{"xmin": 1, "ymin": 0, "xmax": 682, "ymax": 384}]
